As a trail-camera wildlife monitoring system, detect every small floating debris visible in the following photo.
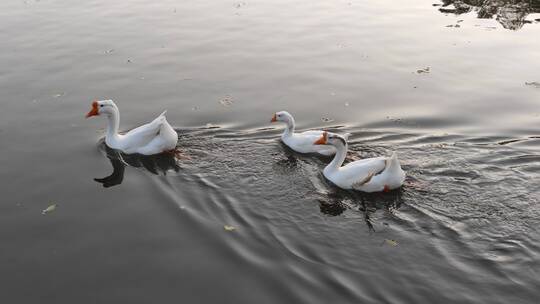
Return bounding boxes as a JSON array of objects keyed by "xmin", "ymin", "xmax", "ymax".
[
  {"xmin": 321, "ymin": 117, "xmax": 334, "ymax": 123},
  {"xmin": 191, "ymin": 106, "xmax": 200, "ymax": 111},
  {"xmin": 525, "ymin": 81, "xmax": 540, "ymax": 88},
  {"xmin": 104, "ymin": 49, "xmax": 114, "ymax": 54},
  {"xmin": 431, "ymin": 143, "xmax": 448, "ymax": 148},
  {"xmin": 42, "ymin": 204, "xmax": 57, "ymax": 215},
  {"xmin": 382, "ymin": 239, "xmax": 398, "ymax": 246},
  {"xmin": 219, "ymin": 95, "xmax": 234, "ymax": 107},
  {"xmin": 53, "ymin": 92, "xmax": 66, "ymax": 98},
  {"xmin": 224, "ymin": 225, "xmax": 236, "ymax": 232},
  {"xmin": 344, "ymin": 102, "xmax": 350, "ymax": 107},
  {"xmin": 416, "ymin": 67, "xmax": 430, "ymax": 74}
]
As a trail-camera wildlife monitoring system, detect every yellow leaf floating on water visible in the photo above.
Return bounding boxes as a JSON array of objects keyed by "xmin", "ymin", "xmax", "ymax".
[
  {"xmin": 224, "ymin": 225, "xmax": 236, "ymax": 232},
  {"xmin": 42, "ymin": 204, "xmax": 57, "ymax": 215},
  {"xmin": 385, "ymin": 239, "xmax": 398, "ymax": 246}
]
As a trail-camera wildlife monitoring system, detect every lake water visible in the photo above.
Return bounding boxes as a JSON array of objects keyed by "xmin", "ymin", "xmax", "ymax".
[{"xmin": 1, "ymin": 0, "xmax": 540, "ymax": 303}]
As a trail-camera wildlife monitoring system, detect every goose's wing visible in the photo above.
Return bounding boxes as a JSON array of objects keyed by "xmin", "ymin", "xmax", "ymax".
[
  {"xmin": 287, "ymin": 131, "xmax": 336, "ymax": 155},
  {"xmin": 136, "ymin": 118, "xmax": 178, "ymax": 155},
  {"xmin": 342, "ymin": 157, "xmax": 386, "ymax": 189},
  {"xmin": 122, "ymin": 111, "xmax": 168, "ymax": 149},
  {"xmin": 300, "ymin": 130, "xmax": 325, "ymax": 136},
  {"xmin": 302, "ymin": 130, "xmax": 351, "ymax": 139},
  {"xmin": 365, "ymin": 152, "xmax": 406, "ymax": 190},
  {"xmin": 292, "ymin": 130, "xmax": 325, "ymax": 145}
]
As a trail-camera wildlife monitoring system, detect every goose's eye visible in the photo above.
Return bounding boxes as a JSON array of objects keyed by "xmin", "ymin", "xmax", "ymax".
[{"xmin": 100, "ymin": 105, "xmax": 104, "ymax": 108}]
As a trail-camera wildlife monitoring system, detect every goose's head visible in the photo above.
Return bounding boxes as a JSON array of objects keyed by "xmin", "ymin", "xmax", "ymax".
[
  {"xmin": 86, "ymin": 100, "xmax": 117, "ymax": 118},
  {"xmin": 314, "ymin": 131, "xmax": 347, "ymax": 147},
  {"xmin": 271, "ymin": 111, "xmax": 293, "ymax": 124}
]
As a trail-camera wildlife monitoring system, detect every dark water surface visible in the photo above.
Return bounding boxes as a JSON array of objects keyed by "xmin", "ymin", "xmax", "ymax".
[{"xmin": 1, "ymin": 0, "xmax": 540, "ymax": 303}]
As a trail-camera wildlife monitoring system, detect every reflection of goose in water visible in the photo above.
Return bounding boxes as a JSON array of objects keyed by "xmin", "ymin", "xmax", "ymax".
[
  {"xmin": 317, "ymin": 182, "xmax": 404, "ymax": 230},
  {"xmin": 438, "ymin": 0, "xmax": 540, "ymax": 30},
  {"xmin": 94, "ymin": 143, "xmax": 180, "ymax": 188}
]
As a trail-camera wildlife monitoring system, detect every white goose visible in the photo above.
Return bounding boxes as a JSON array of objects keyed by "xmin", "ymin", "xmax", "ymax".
[
  {"xmin": 271, "ymin": 111, "xmax": 348, "ymax": 156},
  {"xmin": 86, "ymin": 99, "xmax": 178, "ymax": 155},
  {"xmin": 314, "ymin": 131, "xmax": 405, "ymax": 192}
]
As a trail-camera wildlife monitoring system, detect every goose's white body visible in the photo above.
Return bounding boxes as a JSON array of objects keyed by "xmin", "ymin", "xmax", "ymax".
[
  {"xmin": 272, "ymin": 111, "xmax": 348, "ymax": 156},
  {"xmin": 316, "ymin": 132, "xmax": 405, "ymax": 192},
  {"xmin": 282, "ymin": 130, "xmax": 338, "ymax": 156},
  {"xmin": 87, "ymin": 100, "xmax": 178, "ymax": 155}
]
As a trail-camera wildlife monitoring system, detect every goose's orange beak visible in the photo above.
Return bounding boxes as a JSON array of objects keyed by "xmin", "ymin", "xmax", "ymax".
[
  {"xmin": 314, "ymin": 132, "xmax": 327, "ymax": 145},
  {"xmin": 270, "ymin": 113, "xmax": 277, "ymax": 122},
  {"xmin": 86, "ymin": 101, "xmax": 99, "ymax": 118}
]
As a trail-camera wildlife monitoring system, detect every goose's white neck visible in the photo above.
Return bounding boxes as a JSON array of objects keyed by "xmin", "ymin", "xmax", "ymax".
[
  {"xmin": 104, "ymin": 108, "xmax": 122, "ymax": 148},
  {"xmin": 281, "ymin": 116, "xmax": 296, "ymax": 138},
  {"xmin": 324, "ymin": 142, "xmax": 347, "ymax": 175}
]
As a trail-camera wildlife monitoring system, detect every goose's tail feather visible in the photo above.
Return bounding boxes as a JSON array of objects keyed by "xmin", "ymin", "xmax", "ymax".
[{"xmin": 385, "ymin": 152, "xmax": 401, "ymax": 171}]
